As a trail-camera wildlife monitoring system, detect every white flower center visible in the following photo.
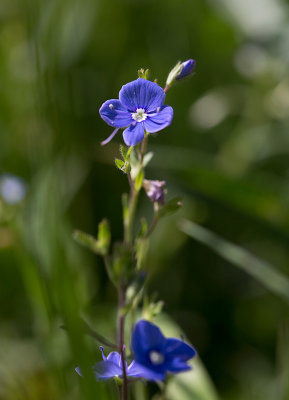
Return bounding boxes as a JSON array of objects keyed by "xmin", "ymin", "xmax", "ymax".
[
  {"xmin": 149, "ymin": 351, "xmax": 164, "ymax": 365},
  {"xmin": 131, "ymin": 108, "xmax": 147, "ymax": 122}
]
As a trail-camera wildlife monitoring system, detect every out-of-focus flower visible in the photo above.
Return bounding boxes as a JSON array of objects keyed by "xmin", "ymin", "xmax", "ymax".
[
  {"xmin": 166, "ymin": 59, "xmax": 196, "ymax": 87},
  {"xmin": 131, "ymin": 320, "xmax": 196, "ymax": 381},
  {"xmin": 75, "ymin": 347, "xmax": 142, "ymax": 380},
  {"xmin": 143, "ymin": 179, "xmax": 166, "ymax": 205},
  {"xmin": 0, "ymin": 174, "xmax": 27, "ymax": 204},
  {"xmin": 99, "ymin": 78, "xmax": 173, "ymax": 146}
]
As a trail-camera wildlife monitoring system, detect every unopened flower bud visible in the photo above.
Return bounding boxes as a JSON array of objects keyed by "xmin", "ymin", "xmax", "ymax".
[
  {"xmin": 166, "ymin": 59, "xmax": 196, "ymax": 88},
  {"xmin": 143, "ymin": 179, "xmax": 166, "ymax": 205},
  {"xmin": 176, "ymin": 59, "xmax": 195, "ymax": 80}
]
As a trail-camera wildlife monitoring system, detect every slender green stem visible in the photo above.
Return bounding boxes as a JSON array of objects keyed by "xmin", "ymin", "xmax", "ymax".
[
  {"xmin": 124, "ymin": 134, "xmax": 148, "ymax": 244},
  {"xmin": 144, "ymin": 213, "xmax": 159, "ymax": 239}
]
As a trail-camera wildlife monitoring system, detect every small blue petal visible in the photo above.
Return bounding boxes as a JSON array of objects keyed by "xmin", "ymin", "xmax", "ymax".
[
  {"xmin": 127, "ymin": 360, "xmax": 147, "ymax": 378},
  {"xmin": 144, "ymin": 105, "xmax": 173, "ymax": 133},
  {"xmin": 107, "ymin": 351, "xmax": 122, "ymax": 366},
  {"xmin": 130, "ymin": 362, "xmax": 166, "ymax": 381},
  {"xmin": 119, "ymin": 79, "xmax": 165, "ymax": 113},
  {"xmin": 166, "ymin": 359, "xmax": 192, "ymax": 373},
  {"xmin": 75, "ymin": 367, "xmax": 82, "ymax": 376},
  {"xmin": 92, "ymin": 360, "xmax": 123, "ymax": 380},
  {"xmin": 99, "ymin": 99, "xmax": 132, "ymax": 128},
  {"xmin": 176, "ymin": 59, "xmax": 195, "ymax": 80},
  {"xmin": 131, "ymin": 320, "xmax": 166, "ymax": 363},
  {"xmin": 164, "ymin": 338, "xmax": 197, "ymax": 362},
  {"xmin": 123, "ymin": 122, "xmax": 145, "ymax": 146}
]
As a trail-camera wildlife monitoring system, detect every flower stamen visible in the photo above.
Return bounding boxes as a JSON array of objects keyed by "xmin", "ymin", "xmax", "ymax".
[{"xmin": 131, "ymin": 108, "xmax": 148, "ymax": 122}]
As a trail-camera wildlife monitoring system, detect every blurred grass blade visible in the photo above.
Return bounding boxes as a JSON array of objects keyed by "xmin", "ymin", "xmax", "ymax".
[
  {"xmin": 277, "ymin": 321, "xmax": 289, "ymax": 398},
  {"xmin": 155, "ymin": 314, "xmax": 220, "ymax": 400},
  {"xmin": 167, "ymin": 359, "xmax": 219, "ymax": 400},
  {"xmin": 180, "ymin": 219, "xmax": 289, "ymax": 304},
  {"xmin": 62, "ymin": 317, "xmax": 117, "ymax": 349}
]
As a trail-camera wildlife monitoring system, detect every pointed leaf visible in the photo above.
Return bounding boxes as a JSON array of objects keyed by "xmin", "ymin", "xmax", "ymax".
[{"xmin": 157, "ymin": 197, "xmax": 182, "ymax": 219}]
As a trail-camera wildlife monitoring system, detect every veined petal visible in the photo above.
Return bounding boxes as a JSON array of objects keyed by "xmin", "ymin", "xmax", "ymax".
[
  {"xmin": 119, "ymin": 79, "xmax": 165, "ymax": 112},
  {"xmin": 144, "ymin": 105, "xmax": 173, "ymax": 133},
  {"xmin": 164, "ymin": 338, "xmax": 196, "ymax": 362},
  {"xmin": 123, "ymin": 122, "xmax": 145, "ymax": 146},
  {"xmin": 92, "ymin": 361, "xmax": 123, "ymax": 380},
  {"xmin": 99, "ymin": 99, "xmax": 132, "ymax": 128},
  {"xmin": 107, "ymin": 352, "xmax": 122, "ymax": 366},
  {"xmin": 131, "ymin": 320, "xmax": 166, "ymax": 362}
]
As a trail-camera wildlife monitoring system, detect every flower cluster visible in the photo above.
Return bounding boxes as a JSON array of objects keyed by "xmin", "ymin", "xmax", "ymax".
[{"xmin": 76, "ymin": 320, "xmax": 196, "ymax": 382}]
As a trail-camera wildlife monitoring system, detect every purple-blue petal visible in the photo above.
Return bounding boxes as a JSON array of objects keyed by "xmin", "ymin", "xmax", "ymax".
[
  {"xmin": 119, "ymin": 79, "xmax": 165, "ymax": 113},
  {"xmin": 166, "ymin": 359, "xmax": 192, "ymax": 373},
  {"xmin": 99, "ymin": 99, "xmax": 132, "ymax": 128},
  {"xmin": 123, "ymin": 122, "xmax": 145, "ymax": 146},
  {"xmin": 131, "ymin": 320, "xmax": 166, "ymax": 363},
  {"xmin": 176, "ymin": 59, "xmax": 195, "ymax": 80},
  {"xmin": 92, "ymin": 360, "xmax": 123, "ymax": 380},
  {"xmin": 129, "ymin": 362, "xmax": 166, "ymax": 381},
  {"xmin": 127, "ymin": 360, "xmax": 146, "ymax": 378},
  {"xmin": 107, "ymin": 351, "xmax": 122, "ymax": 366},
  {"xmin": 164, "ymin": 338, "xmax": 197, "ymax": 362},
  {"xmin": 143, "ymin": 105, "xmax": 173, "ymax": 133}
]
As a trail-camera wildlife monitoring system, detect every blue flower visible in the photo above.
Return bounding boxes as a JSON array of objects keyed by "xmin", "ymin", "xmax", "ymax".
[
  {"xmin": 99, "ymin": 78, "xmax": 173, "ymax": 146},
  {"xmin": 0, "ymin": 174, "xmax": 26, "ymax": 204},
  {"xmin": 75, "ymin": 347, "xmax": 143, "ymax": 380},
  {"xmin": 176, "ymin": 59, "xmax": 196, "ymax": 80},
  {"xmin": 131, "ymin": 320, "xmax": 196, "ymax": 381}
]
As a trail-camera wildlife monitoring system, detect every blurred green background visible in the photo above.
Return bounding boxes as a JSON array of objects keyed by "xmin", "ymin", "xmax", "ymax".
[{"xmin": 1, "ymin": 0, "xmax": 289, "ymax": 399}]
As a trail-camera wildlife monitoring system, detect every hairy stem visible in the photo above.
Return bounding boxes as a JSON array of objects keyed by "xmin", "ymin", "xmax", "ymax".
[{"xmin": 118, "ymin": 286, "xmax": 128, "ymax": 400}]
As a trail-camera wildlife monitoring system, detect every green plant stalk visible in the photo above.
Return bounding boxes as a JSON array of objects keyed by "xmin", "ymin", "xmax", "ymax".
[
  {"xmin": 124, "ymin": 133, "xmax": 148, "ymax": 244},
  {"xmin": 120, "ymin": 134, "xmax": 149, "ymax": 398}
]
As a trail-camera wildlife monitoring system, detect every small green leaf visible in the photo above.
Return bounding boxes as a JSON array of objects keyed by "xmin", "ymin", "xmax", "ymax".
[
  {"xmin": 115, "ymin": 158, "xmax": 125, "ymax": 170},
  {"xmin": 97, "ymin": 219, "xmax": 111, "ymax": 255},
  {"xmin": 73, "ymin": 219, "xmax": 110, "ymax": 256},
  {"xmin": 135, "ymin": 170, "xmax": 144, "ymax": 191},
  {"xmin": 143, "ymin": 152, "xmax": 154, "ymax": 167},
  {"xmin": 157, "ymin": 197, "xmax": 182, "ymax": 219},
  {"xmin": 138, "ymin": 68, "xmax": 150, "ymax": 79},
  {"xmin": 120, "ymin": 145, "xmax": 133, "ymax": 162}
]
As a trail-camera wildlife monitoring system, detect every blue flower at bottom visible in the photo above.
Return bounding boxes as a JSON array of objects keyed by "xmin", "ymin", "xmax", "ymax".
[
  {"xmin": 75, "ymin": 347, "xmax": 143, "ymax": 380},
  {"xmin": 99, "ymin": 78, "xmax": 173, "ymax": 146},
  {"xmin": 131, "ymin": 320, "xmax": 196, "ymax": 381}
]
